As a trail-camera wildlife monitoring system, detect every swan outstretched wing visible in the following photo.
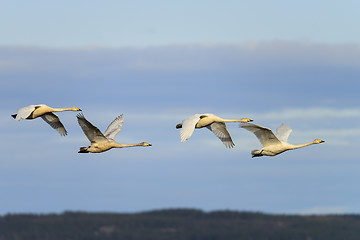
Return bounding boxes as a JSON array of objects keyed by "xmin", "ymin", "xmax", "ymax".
[
  {"xmin": 15, "ymin": 105, "xmax": 38, "ymax": 121},
  {"xmin": 206, "ymin": 122, "xmax": 234, "ymax": 148},
  {"xmin": 41, "ymin": 113, "xmax": 67, "ymax": 136},
  {"xmin": 240, "ymin": 122, "xmax": 281, "ymax": 147},
  {"xmin": 275, "ymin": 123, "xmax": 293, "ymax": 143},
  {"xmin": 104, "ymin": 114, "xmax": 124, "ymax": 140},
  {"xmin": 76, "ymin": 113, "xmax": 107, "ymax": 143},
  {"xmin": 179, "ymin": 114, "xmax": 201, "ymax": 142}
]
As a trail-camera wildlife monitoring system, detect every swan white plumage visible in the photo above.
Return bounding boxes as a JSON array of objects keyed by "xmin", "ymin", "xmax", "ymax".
[
  {"xmin": 240, "ymin": 122, "xmax": 325, "ymax": 157},
  {"xmin": 11, "ymin": 104, "xmax": 82, "ymax": 136},
  {"xmin": 77, "ymin": 113, "xmax": 152, "ymax": 153},
  {"xmin": 176, "ymin": 113, "xmax": 253, "ymax": 148}
]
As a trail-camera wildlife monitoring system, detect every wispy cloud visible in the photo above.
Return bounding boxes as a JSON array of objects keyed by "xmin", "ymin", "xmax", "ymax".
[{"xmin": 1, "ymin": 42, "xmax": 360, "ymax": 72}]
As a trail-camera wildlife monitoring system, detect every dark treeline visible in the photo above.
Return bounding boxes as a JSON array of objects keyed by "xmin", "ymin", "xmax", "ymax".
[{"xmin": 1, "ymin": 209, "xmax": 360, "ymax": 240}]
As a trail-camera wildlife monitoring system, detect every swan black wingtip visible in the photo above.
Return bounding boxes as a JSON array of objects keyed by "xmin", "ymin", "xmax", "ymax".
[{"xmin": 76, "ymin": 112, "xmax": 85, "ymax": 119}]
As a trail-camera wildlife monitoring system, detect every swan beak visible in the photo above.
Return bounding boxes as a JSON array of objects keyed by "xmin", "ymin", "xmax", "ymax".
[
  {"xmin": 78, "ymin": 108, "xmax": 82, "ymax": 111},
  {"xmin": 249, "ymin": 119, "xmax": 253, "ymax": 122},
  {"xmin": 320, "ymin": 140, "xmax": 325, "ymax": 143}
]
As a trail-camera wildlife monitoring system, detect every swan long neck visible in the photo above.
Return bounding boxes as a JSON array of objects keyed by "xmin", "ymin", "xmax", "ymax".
[
  {"xmin": 222, "ymin": 118, "xmax": 250, "ymax": 123},
  {"xmin": 113, "ymin": 142, "xmax": 145, "ymax": 148},
  {"xmin": 290, "ymin": 141, "xmax": 316, "ymax": 150},
  {"xmin": 51, "ymin": 107, "xmax": 79, "ymax": 112}
]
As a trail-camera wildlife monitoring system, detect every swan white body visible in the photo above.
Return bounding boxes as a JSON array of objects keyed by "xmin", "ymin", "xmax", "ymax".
[
  {"xmin": 240, "ymin": 122, "xmax": 324, "ymax": 157},
  {"xmin": 77, "ymin": 113, "xmax": 151, "ymax": 153},
  {"xmin": 12, "ymin": 104, "xmax": 81, "ymax": 136},
  {"xmin": 176, "ymin": 113, "xmax": 252, "ymax": 148}
]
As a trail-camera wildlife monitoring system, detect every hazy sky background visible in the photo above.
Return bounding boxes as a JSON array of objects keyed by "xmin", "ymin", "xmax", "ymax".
[{"xmin": 1, "ymin": 1, "xmax": 360, "ymax": 215}]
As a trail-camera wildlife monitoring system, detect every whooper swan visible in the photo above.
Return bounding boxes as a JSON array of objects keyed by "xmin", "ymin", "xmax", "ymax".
[
  {"xmin": 77, "ymin": 113, "xmax": 152, "ymax": 153},
  {"xmin": 240, "ymin": 122, "xmax": 324, "ymax": 157},
  {"xmin": 11, "ymin": 104, "xmax": 82, "ymax": 136},
  {"xmin": 176, "ymin": 113, "xmax": 253, "ymax": 148}
]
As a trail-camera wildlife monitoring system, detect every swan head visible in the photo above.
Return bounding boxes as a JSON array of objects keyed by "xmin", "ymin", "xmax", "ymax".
[
  {"xmin": 241, "ymin": 118, "xmax": 253, "ymax": 123},
  {"xmin": 69, "ymin": 107, "xmax": 81, "ymax": 112},
  {"xmin": 141, "ymin": 142, "xmax": 152, "ymax": 147},
  {"xmin": 313, "ymin": 139, "xmax": 325, "ymax": 144}
]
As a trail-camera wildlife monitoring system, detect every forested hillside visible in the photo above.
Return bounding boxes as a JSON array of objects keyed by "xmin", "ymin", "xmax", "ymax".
[{"xmin": 1, "ymin": 209, "xmax": 360, "ymax": 240}]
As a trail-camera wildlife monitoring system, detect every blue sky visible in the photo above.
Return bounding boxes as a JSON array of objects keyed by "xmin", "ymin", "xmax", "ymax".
[
  {"xmin": 1, "ymin": 1, "xmax": 360, "ymax": 215},
  {"xmin": 1, "ymin": 1, "xmax": 360, "ymax": 47}
]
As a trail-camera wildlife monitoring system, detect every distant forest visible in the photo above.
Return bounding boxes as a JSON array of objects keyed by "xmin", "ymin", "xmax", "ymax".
[{"xmin": 1, "ymin": 209, "xmax": 360, "ymax": 240}]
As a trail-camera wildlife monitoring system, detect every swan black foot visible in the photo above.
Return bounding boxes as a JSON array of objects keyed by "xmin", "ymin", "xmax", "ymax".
[
  {"xmin": 252, "ymin": 150, "xmax": 264, "ymax": 158},
  {"xmin": 78, "ymin": 147, "xmax": 89, "ymax": 153}
]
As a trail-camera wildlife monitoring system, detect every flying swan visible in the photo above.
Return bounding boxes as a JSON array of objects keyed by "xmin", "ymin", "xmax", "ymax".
[
  {"xmin": 76, "ymin": 113, "xmax": 152, "ymax": 153},
  {"xmin": 240, "ymin": 122, "xmax": 324, "ymax": 157},
  {"xmin": 176, "ymin": 113, "xmax": 253, "ymax": 148},
  {"xmin": 11, "ymin": 104, "xmax": 82, "ymax": 136}
]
